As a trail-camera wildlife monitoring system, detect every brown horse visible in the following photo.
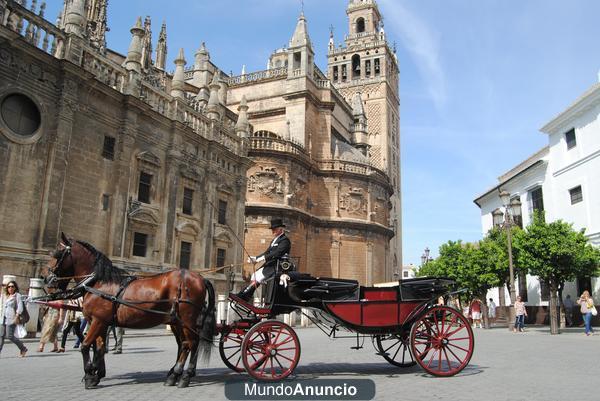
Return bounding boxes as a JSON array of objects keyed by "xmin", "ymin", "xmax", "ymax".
[{"xmin": 44, "ymin": 233, "xmax": 216, "ymax": 389}]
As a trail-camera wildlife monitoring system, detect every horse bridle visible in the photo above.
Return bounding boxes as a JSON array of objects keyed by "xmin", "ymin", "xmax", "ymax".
[{"xmin": 46, "ymin": 244, "xmax": 72, "ymax": 286}]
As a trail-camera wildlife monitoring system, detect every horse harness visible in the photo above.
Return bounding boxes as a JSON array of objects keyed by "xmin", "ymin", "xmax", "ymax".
[{"xmin": 80, "ymin": 272, "xmax": 204, "ymax": 335}]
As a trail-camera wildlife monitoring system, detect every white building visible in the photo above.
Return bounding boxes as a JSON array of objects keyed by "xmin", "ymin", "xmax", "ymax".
[{"xmin": 474, "ymin": 80, "xmax": 600, "ymax": 306}]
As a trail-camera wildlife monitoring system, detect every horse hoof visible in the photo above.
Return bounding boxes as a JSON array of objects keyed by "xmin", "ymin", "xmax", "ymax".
[
  {"xmin": 177, "ymin": 375, "xmax": 190, "ymax": 388},
  {"xmin": 164, "ymin": 375, "xmax": 178, "ymax": 387},
  {"xmin": 84, "ymin": 378, "xmax": 98, "ymax": 389}
]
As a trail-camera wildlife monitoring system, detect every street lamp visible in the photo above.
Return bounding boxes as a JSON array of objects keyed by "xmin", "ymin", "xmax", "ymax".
[
  {"xmin": 421, "ymin": 247, "xmax": 431, "ymax": 267},
  {"xmin": 493, "ymin": 190, "xmax": 522, "ymax": 331}
]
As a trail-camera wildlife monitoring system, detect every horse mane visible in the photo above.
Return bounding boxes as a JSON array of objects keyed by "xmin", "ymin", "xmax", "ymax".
[{"xmin": 76, "ymin": 240, "xmax": 127, "ymax": 284}]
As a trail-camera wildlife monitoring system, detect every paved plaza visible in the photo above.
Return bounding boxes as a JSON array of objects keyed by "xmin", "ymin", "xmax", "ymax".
[{"xmin": 0, "ymin": 325, "xmax": 597, "ymax": 401}]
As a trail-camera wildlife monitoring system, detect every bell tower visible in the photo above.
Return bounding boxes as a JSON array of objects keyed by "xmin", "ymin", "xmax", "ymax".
[{"xmin": 327, "ymin": 0, "xmax": 402, "ymax": 275}]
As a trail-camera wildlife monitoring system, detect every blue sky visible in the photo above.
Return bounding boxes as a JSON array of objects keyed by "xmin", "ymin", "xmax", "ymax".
[{"xmin": 46, "ymin": 0, "xmax": 600, "ymax": 266}]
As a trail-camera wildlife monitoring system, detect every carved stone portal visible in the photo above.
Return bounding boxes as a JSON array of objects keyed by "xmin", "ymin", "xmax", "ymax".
[{"xmin": 248, "ymin": 166, "xmax": 284, "ymax": 198}]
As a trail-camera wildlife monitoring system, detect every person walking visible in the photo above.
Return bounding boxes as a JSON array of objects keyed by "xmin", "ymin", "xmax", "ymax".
[
  {"xmin": 564, "ymin": 294, "xmax": 574, "ymax": 327},
  {"xmin": 0, "ymin": 281, "xmax": 28, "ymax": 357},
  {"xmin": 58, "ymin": 297, "xmax": 84, "ymax": 352},
  {"xmin": 37, "ymin": 305, "xmax": 60, "ymax": 352},
  {"xmin": 513, "ymin": 295, "xmax": 528, "ymax": 332},
  {"xmin": 488, "ymin": 298, "xmax": 497, "ymax": 325},
  {"xmin": 577, "ymin": 290, "xmax": 595, "ymax": 336},
  {"xmin": 73, "ymin": 317, "xmax": 87, "ymax": 349},
  {"xmin": 469, "ymin": 298, "xmax": 483, "ymax": 328}
]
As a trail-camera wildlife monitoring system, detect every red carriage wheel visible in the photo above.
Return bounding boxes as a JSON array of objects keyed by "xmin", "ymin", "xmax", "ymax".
[
  {"xmin": 410, "ymin": 306, "xmax": 474, "ymax": 377},
  {"xmin": 241, "ymin": 320, "xmax": 301, "ymax": 381},
  {"xmin": 219, "ymin": 328, "xmax": 246, "ymax": 373},
  {"xmin": 375, "ymin": 332, "xmax": 416, "ymax": 367}
]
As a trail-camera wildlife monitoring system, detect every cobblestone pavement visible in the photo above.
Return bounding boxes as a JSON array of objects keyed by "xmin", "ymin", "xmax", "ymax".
[{"xmin": 0, "ymin": 325, "xmax": 598, "ymax": 401}]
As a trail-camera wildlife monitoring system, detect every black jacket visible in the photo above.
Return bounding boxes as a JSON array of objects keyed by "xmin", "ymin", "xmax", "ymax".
[{"xmin": 257, "ymin": 233, "xmax": 291, "ymax": 278}]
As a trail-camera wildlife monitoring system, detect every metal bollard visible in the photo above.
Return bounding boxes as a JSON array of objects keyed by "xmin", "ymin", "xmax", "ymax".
[
  {"xmin": 301, "ymin": 307, "xmax": 310, "ymax": 327},
  {"xmin": 217, "ymin": 294, "xmax": 227, "ymax": 324},
  {"xmin": 27, "ymin": 278, "xmax": 45, "ymax": 336}
]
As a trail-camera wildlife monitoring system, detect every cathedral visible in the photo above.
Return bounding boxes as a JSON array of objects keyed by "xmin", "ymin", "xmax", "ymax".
[{"xmin": 0, "ymin": 0, "xmax": 401, "ymax": 291}]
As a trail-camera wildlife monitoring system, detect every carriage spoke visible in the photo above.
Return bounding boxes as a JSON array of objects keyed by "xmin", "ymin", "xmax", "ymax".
[
  {"xmin": 274, "ymin": 355, "xmax": 286, "ymax": 370},
  {"xmin": 383, "ymin": 338, "xmax": 402, "ymax": 354},
  {"xmin": 391, "ymin": 341, "xmax": 402, "ymax": 361},
  {"xmin": 442, "ymin": 347, "xmax": 453, "ymax": 370},
  {"xmin": 251, "ymin": 355, "xmax": 268, "ymax": 371},
  {"xmin": 445, "ymin": 344, "xmax": 463, "ymax": 362},
  {"xmin": 276, "ymin": 353, "xmax": 296, "ymax": 363},
  {"xmin": 445, "ymin": 324, "xmax": 467, "ymax": 337},
  {"xmin": 447, "ymin": 342, "xmax": 470, "ymax": 353},
  {"xmin": 425, "ymin": 349, "xmax": 439, "ymax": 368},
  {"xmin": 274, "ymin": 336, "xmax": 294, "ymax": 347}
]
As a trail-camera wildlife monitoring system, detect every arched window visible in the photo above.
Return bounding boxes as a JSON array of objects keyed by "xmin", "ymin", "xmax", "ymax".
[
  {"xmin": 351, "ymin": 54, "xmax": 361, "ymax": 79},
  {"xmin": 356, "ymin": 17, "xmax": 365, "ymax": 33}
]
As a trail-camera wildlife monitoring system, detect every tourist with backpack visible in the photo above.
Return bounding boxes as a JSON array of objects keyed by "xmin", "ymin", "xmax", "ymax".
[{"xmin": 0, "ymin": 280, "xmax": 28, "ymax": 357}]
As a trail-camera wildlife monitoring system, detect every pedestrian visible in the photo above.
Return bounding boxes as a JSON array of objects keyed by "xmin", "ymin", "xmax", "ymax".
[
  {"xmin": 0, "ymin": 280, "xmax": 28, "ymax": 357},
  {"xmin": 37, "ymin": 305, "xmax": 60, "ymax": 352},
  {"xmin": 488, "ymin": 298, "xmax": 497, "ymax": 325},
  {"xmin": 513, "ymin": 295, "xmax": 528, "ymax": 332},
  {"xmin": 462, "ymin": 303, "xmax": 471, "ymax": 324},
  {"xmin": 73, "ymin": 317, "xmax": 88, "ymax": 349},
  {"xmin": 577, "ymin": 290, "xmax": 595, "ymax": 336},
  {"xmin": 469, "ymin": 298, "xmax": 483, "ymax": 328},
  {"xmin": 58, "ymin": 297, "xmax": 84, "ymax": 352},
  {"xmin": 236, "ymin": 218, "xmax": 291, "ymax": 301},
  {"xmin": 563, "ymin": 294, "xmax": 574, "ymax": 327}
]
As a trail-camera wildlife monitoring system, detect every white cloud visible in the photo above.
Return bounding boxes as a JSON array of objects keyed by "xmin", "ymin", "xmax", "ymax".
[{"xmin": 379, "ymin": 0, "xmax": 446, "ymax": 110}]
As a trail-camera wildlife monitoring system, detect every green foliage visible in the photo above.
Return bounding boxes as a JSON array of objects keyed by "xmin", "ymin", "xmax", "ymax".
[
  {"xmin": 417, "ymin": 238, "xmax": 504, "ymax": 299},
  {"xmin": 513, "ymin": 213, "xmax": 600, "ymax": 290},
  {"xmin": 486, "ymin": 225, "xmax": 526, "ymax": 284}
]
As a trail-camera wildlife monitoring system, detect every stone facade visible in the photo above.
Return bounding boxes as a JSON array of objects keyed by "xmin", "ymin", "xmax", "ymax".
[
  {"xmin": 0, "ymin": 0, "xmax": 401, "ymax": 290},
  {"xmin": 182, "ymin": 1, "xmax": 399, "ymax": 284},
  {"xmin": 0, "ymin": 0, "xmax": 251, "ymax": 292}
]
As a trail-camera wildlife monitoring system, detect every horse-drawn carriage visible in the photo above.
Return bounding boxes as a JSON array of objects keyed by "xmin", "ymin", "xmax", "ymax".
[
  {"xmin": 43, "ymin": 235, "xmax": 474, "ymax": 388},
  {"xmin": 218, "ymin": 264, "xmax": 474, "ymax": 381}
]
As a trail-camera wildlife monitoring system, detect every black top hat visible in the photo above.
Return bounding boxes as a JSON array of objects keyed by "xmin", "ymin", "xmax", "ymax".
[{"xmin": 269, "ymin": 218, "xmax": 286, "ymax": 229}]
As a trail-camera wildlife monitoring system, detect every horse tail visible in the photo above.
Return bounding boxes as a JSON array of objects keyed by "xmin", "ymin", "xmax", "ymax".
[{"xmin": 197, "ymin": 278, "xmax": 217, "ymax": 365}]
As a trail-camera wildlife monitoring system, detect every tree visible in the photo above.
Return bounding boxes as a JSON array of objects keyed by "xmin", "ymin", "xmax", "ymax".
[
  {"xmin": 418, "ymin": 238, "xmax": 504, "ymax": 328},
  {"xmin": 513, "ymin": 213, "xmax": 600, "ymax": 334}
]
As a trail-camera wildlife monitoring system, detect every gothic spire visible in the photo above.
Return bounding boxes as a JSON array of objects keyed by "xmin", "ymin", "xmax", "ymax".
[
  {"xmin": 289, "ymin": 11, "xmax": 312, "ymax": 49},
  {"xmin": 155, "ymin": 21, "xmax": 167, "ymax": 70},
  {"xmin": 206, "ymin": 72, "xmax": 222, "ymax": 120},
  {"xmin": 63, "ymin": 0, "xmax": 87, "ymax": 37},
  {"xmin": 86, "ymin": 0, "xmax": 108, "ymax": 53},
  {"xmin": 140, "ymin": 16, "xmax": 153, "ymax": 71},
  {"xmin": 170, "ymin": 48, "xmax": 186, "ymax": 99},
  {"xmin": 235, "ymin": 95, "xmax": 250, "ymax": 138},
  {"xmin": 123, "ymin": 16, "xmax": 144, "ymax": 73}
]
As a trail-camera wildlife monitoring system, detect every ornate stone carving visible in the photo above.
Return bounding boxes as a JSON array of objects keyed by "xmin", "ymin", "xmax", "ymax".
[
  {"xmin": 180, "ymin": 164, "xmax": 202, "ymax": 183},
  {"xmin": 339, "ymin": 187, "xmax": 367, "ymax": 215},
  {"xmin": 247, "ymin": 166, "xmax": 284, "ymax": 197},
  {"xmin": 290, "ymin": 176, "xmax": 307, "ymax": 208}
]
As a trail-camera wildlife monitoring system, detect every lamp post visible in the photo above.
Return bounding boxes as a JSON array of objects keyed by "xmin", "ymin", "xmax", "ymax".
[
  {"xmin": 421, "ymin": 247, "xmax": 431, "ymax": 267},
  {"xmin": 493, "ymin": 190, "xmax": 522, "ymax": 331}
]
